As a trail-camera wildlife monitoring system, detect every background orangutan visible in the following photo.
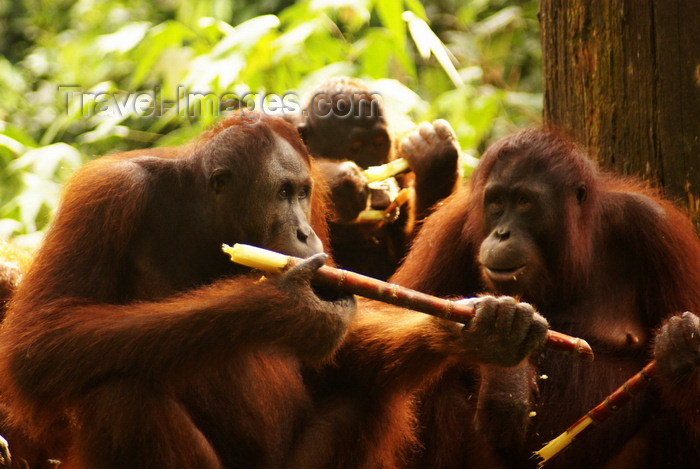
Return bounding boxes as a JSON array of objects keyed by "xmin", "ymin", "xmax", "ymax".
[
  {"xmin": 0, "ymin": 263, "xmax": 20, "ymax": 320},
  {"xmin": 0, "ymin": 258, "xmax": 16, "ymax": 467},
  {"xmin": 0, "ymin": 240, "xmax": 29, "ymax": 319},
  {"xmin": 0, "ymin": 243, "xmax": 59, "ymax": 469},
  {"xmin": 392, "ymin": 128, "xmax": 700, "ymax": 468},
  {"xmin": 289, "ymin": 77, "xmax": 460, "ymax": 279}
]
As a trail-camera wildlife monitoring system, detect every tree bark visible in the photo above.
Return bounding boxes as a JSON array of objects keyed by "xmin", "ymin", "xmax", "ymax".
[{"xmin": 539, "ymin": 0, "xmax": 700, "ymax": 226}]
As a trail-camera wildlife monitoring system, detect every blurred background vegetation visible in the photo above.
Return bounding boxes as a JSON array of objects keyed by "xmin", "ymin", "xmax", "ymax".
[{"xmin": 0, "ymin": 0, "xmax": 541, "ymax": 244}]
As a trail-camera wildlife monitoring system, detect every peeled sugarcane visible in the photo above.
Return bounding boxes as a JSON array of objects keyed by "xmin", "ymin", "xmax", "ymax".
[
  {"xmin": 355, "ymin": 188, "xmax": 412, "ymax": 224},
  {"xmin": 534, "ymin": 360, "xmax": 656, "ymax": 466},
  {"xmin": 222, "ymin": 243, "xmax": 595, "ymax": 362},
  {"xmin": 362, "ymin": 158, "xmax": 410, "ymax": 183}
]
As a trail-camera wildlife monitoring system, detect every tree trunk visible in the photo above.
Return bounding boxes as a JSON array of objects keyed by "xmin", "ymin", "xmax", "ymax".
[{"xmin": 539, "ymin": 0, "xmax": 700, "ymax": 226}]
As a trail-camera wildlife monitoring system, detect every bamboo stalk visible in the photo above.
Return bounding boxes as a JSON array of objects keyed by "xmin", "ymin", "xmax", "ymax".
[
  {"xmin": 222, "ymin": 244, "xmax": 595, "ymax": 362},
  {"xmin": 534, "ymin": 360, "xmax": 656, "ymax": 466}
]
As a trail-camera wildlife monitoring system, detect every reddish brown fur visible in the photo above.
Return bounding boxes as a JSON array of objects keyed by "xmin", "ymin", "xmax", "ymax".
[
  {"xmin": 0, "ymin": 112, "xmax": 505, "ymax": 468},
  {"xmin": 290, "ymin": 298, "xmax": 501, "ymax": 468},
  {"xmin": 0, "ymin": 112, "xmax": 349, "ymax": 468},
  {"xmin": 0, "ymin": 246, "xmax": 59, "ymax": 469},
  {"xmin": 393, "ymin": 128, "xmax": 700, "ymax": 468}
]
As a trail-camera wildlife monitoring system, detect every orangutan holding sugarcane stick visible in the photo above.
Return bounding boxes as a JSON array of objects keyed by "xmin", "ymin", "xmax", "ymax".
[
  {"xmin": 223, "ymin": 244, "xmax": 593, "ymax": 361},
  {"xmin": 287, "ymin": 76, "xmax": 461, "ymax": 280},
  {"xmin": 222, "ymin": 244, "xmax": 575, "ymax": 467},
  {"xmin": 535, "ymin": 360, "xmax": 657, "ymax": 465},
  {"xmin": 537, "ymin": 310, "xmax": 700, "ymax": 466},
  {"xmin": 390, "ymin": 128, "xmax": 700, "ymax": 468}
]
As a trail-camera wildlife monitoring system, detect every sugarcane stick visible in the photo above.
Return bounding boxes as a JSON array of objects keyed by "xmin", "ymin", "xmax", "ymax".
[
  {"xmin": 356, "ymin": 188, "xmax": 412, "ymax": 223},
  {"xmin": 362, "ymin": 158, "xmax": 410, "ymax": 183},
  {"xmin": 222, "ymin": 243, "xmax": 595, "ymax": 361},
  {"xmin": 534, "ymin": 360, "xmax": 656, "ymax": 466}
]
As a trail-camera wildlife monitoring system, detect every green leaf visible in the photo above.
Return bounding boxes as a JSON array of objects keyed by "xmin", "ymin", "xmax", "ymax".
[
  {"xmin": 473, "ymin": 6, "xmax": 522, "ymax": 36},
  {"xmin": 374, "ymin": 0, "xmax": 405, "ymax": 43},
  {"xmin": 96, "ymin": 22, "xmax": 152, "ymax": 54},
  {"xmin": 404, "ymin": 12, "xmax": 464, "ymax": 89},
  {"xmin": 211, "ymin": 15, "xmax": 281, "ymax": 57},
  {"xmin": 404, "ymin": 0, "xmax": 427, "ymax": 20},
  {"xmin": 9, "ymin": 143, "xmax": 83, "ymax": 180}
]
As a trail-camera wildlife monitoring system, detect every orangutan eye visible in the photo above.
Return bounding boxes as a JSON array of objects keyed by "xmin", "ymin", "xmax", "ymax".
[
  {"xmin": 518, "ymin": 196, "xmax": 531, "ymax": 208},
  {"xmin": 278, "ymin": 183, "xmax": 292, "ymax": 199},
  {"xmin": 490, "ymin": 196, "xmax": 504, "ymax": 209},
  {"xmin": 373, "ymin": 135, "xmax": 387, "ymax": 147}
]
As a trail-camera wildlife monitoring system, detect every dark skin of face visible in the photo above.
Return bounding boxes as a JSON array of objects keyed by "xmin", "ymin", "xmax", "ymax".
[
  {"xmin": 301, "ymin": 108, "xmax": 391, "ymax": 168},
  {"xmin": 478, "ymin": 157, "xmax": 570, "ymax": 303},
  {"xmin": 212, "ymin": 135, "xmax": 323, "ymax": 259}
]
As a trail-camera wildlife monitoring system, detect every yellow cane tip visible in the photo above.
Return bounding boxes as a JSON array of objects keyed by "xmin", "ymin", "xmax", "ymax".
[
  {"xmin": 393, "ymin": 188, "xmax": 411, "ymax": 206},
  {"xmin": 533, "ymin": 415, "xmax": 594, "ymax": 467},
  {"xmin": 534, "ymin": 432, "xmax": 572, "ymax": 466},
  {"xmin": 221, "ymin": 244, "xmax": 289, "ymax": 272}
]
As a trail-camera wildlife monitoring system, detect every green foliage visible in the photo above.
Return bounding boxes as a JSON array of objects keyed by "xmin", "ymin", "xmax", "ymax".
[{"xmin": 0, "ymin": 0, "xmax": 541, "ymax": 241}]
